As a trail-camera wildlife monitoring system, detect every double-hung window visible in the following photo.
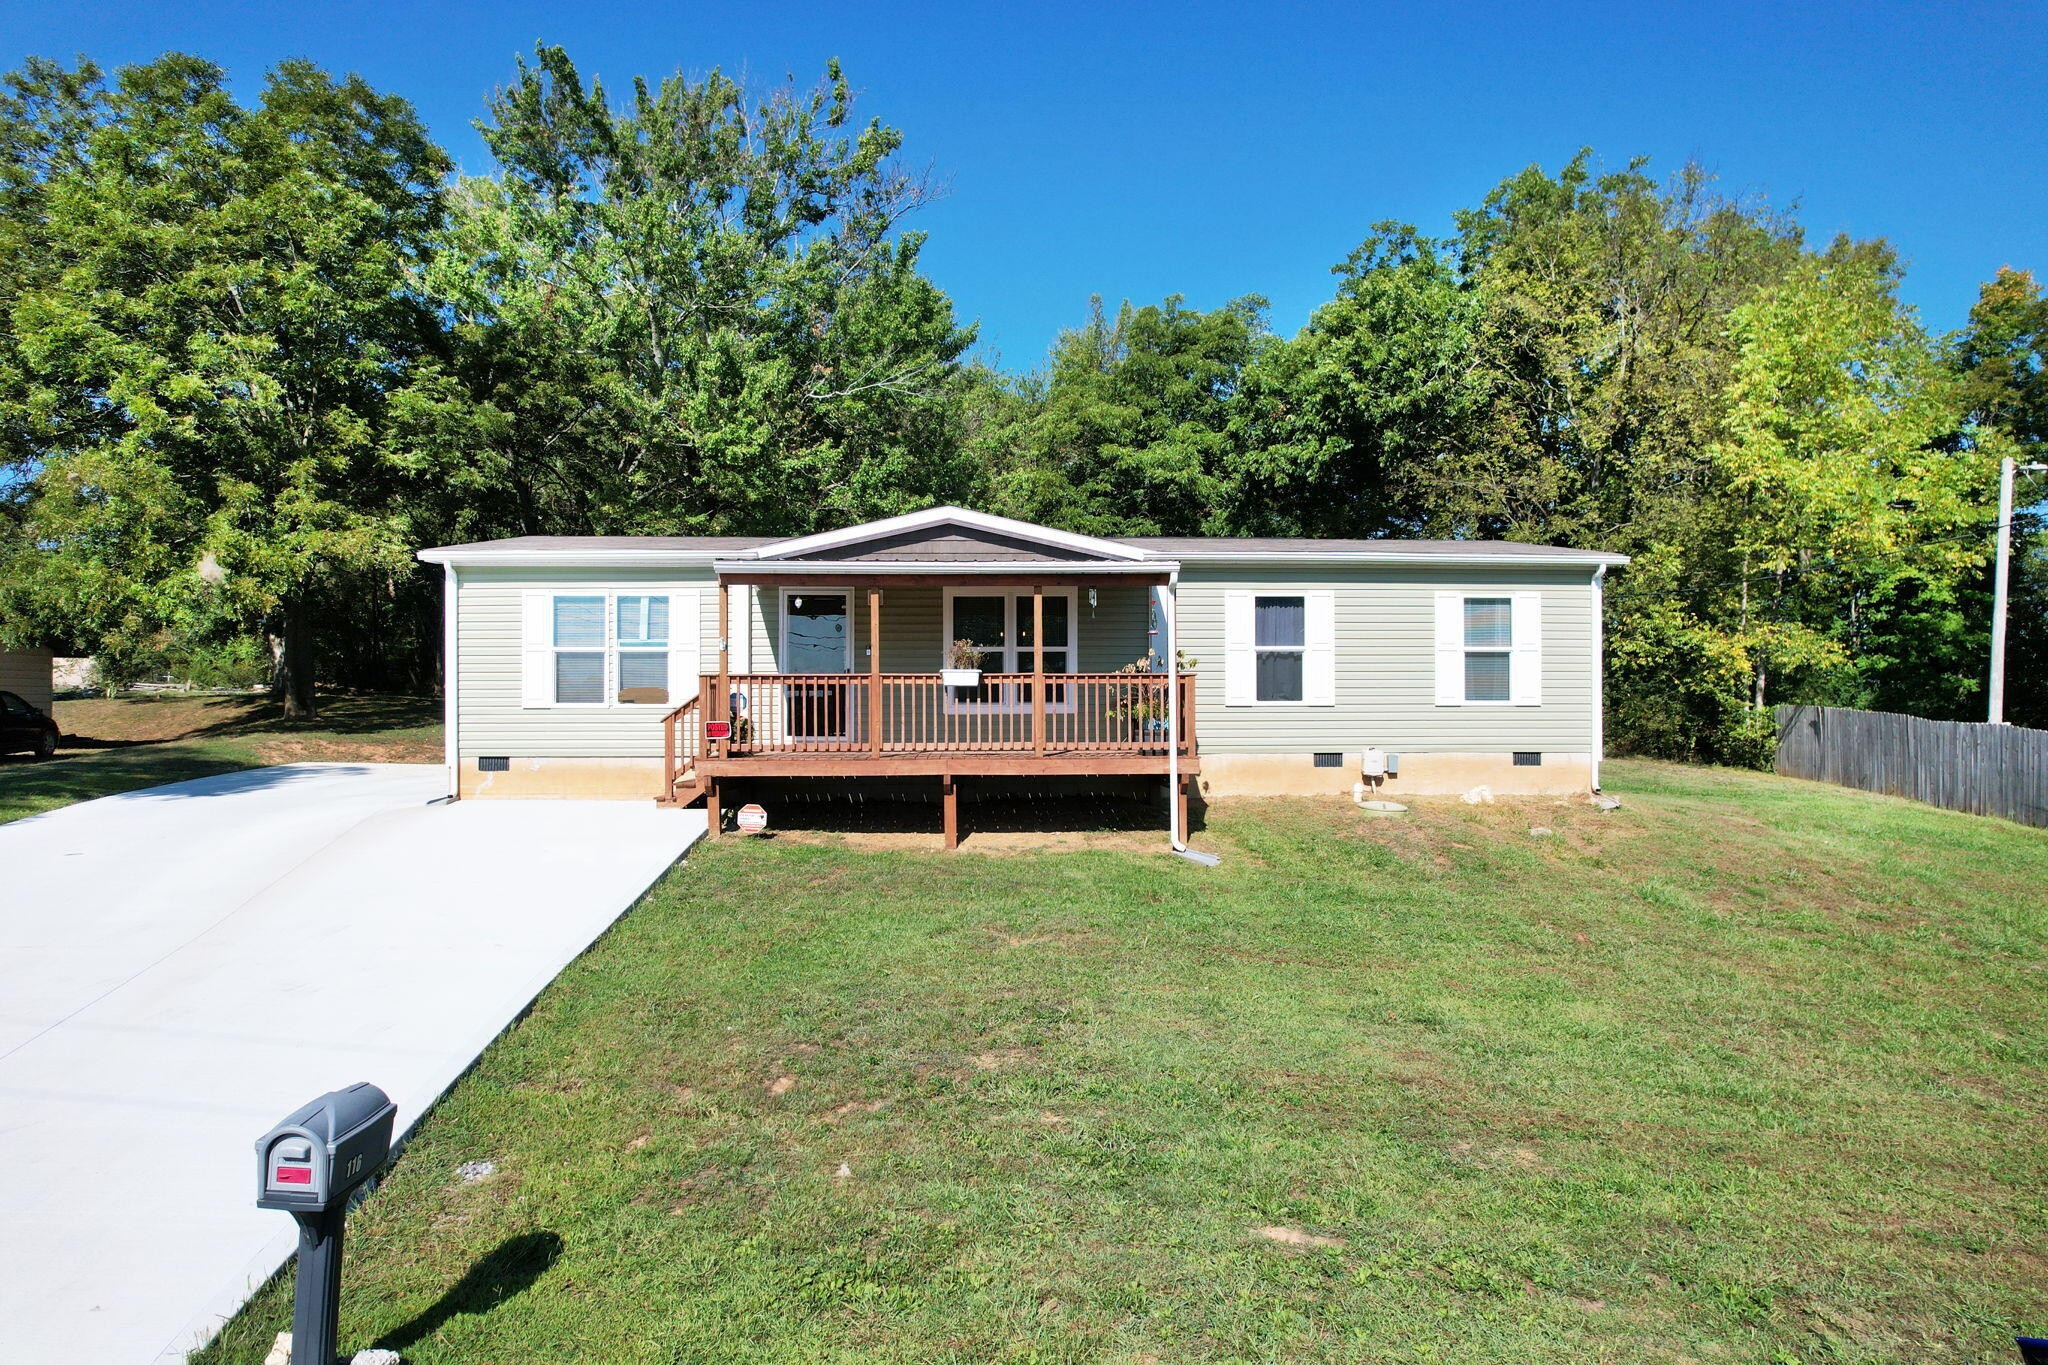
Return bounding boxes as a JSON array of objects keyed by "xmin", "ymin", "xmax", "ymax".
[
  {"xmin": 1433, "ymin": 591, "xmax": 1540, "ymax": 706},
  {"xmin": 1461, "ymin": 597, "xmax": 1512, "ymax": 702},
  {"xmin": 1254, "ymin": 596, "xmax": 1306, "ymax": 702},
  {"xmin": 551, "ymin": 595, "xmax": 608, "ymax": 705},
  {"xmin": 526, "ymin": 589, "xmax": 691, "ymax": 708},
  {"xmin": 615, "ymin": 594, "xmax": 670, "ymax": 700}
]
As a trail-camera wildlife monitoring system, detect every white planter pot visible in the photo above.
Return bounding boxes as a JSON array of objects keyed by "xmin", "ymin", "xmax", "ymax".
[{"xmin": 941, "ymin": 668, "xmax": 982, "ymax": 688}]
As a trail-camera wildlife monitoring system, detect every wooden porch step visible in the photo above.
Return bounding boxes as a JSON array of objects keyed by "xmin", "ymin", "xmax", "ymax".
[{"xmin": 656, "ymin": 765, "xmax": 705, "ymax": 807}]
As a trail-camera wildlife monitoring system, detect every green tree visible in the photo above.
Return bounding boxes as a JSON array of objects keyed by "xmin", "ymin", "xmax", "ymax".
[
  {"xmin": 0, "ymin": 54, "xmax": 449, "ymax": 715},
  {"xmin": 400, "ymin": 47, "xmax": 977, "ymax": 540},
  {"xmin": 1708, "ymin": 245, "xmax": 1988, "ymax": 710},
  {"xmin": 1223, "ymin": 225, "xmax": 1474, "ymax": 537},
  {"xmin": 984, "ymin": 293, "xmax": 1267, "ymax": 535}
]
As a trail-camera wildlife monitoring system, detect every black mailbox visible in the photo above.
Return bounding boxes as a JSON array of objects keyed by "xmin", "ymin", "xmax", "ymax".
[
  {"xmin": 254, "ymin": 1083, "xmax": 396, "ymax": 1365},
  {"xmin": 256, "ymin": 1082, "xmax": 395, "ymax": 1213}
]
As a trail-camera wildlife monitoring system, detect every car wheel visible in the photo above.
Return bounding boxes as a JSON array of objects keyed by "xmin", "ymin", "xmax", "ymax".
[{"xmin": 33, "ymin": 730, "xmax": 57, "ymax": 760}]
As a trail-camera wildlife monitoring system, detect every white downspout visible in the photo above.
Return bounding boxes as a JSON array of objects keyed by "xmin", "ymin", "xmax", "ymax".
[
  {"xmin": 443, "ymin": 562, "xmax": 460, "ymax": 799},
  {"xmin": 1590, "ymin": 563, "xmax": 1606, "ymax": 793},
  {"xmin": 1162, "ymin": 572, "xmax": 1193, "ymax": 852}
]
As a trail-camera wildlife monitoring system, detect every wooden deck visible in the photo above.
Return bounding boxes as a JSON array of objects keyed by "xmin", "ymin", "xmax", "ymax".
[{"xmin": 660, "ymin": 672, "xmax": 1198, "ymax": 847}]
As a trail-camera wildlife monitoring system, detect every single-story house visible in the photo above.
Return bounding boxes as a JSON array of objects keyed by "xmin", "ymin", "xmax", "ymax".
[
  {"xmin": 0, "ymin": 648, "xmax": 54, "ymax": 715},
  {"xmin": 418, "ymin": 507, "xmax": 1627, "ymax": 846}
]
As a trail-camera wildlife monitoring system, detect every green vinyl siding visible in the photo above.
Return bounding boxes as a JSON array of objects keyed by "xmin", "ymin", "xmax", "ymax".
[
  {"xmin": 450, "ymin": 564, "xmax": 1599, "ymax": 760},
  {"xmin": 1174, "ymin": 562, "xmax": 1598, "ymax": 754},
  {"xmin": 455, "ymin": 565, "xmax": 719, "ymax": 759}
]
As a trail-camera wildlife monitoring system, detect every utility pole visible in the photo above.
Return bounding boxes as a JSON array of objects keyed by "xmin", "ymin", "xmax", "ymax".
[{"xmin": 1989, "ymin": 456, "xmax": 2048, "ymax": 724}]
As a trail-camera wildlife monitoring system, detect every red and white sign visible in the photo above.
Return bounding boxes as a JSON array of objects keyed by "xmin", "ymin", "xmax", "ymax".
[
  {"xmin": 704, "ymin": 721, "xmax": 732, "ymax": 741},
  {"xmin": 736, "ymin": 803, "xmax": 768, "ymax": 834}
]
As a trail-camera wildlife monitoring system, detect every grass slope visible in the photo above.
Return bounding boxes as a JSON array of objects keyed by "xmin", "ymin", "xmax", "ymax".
[
  {"xmin": 197, "ymin": 761, "xmax": 2047, "ymax": 1364},
  {"xmin": 0, "ymin": 693, "xmax": 441, "ymax": 825}
]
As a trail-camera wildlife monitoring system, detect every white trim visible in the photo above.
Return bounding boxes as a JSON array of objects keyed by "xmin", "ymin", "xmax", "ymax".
[
  {"xmin": 776, "ymin": 587, "xmax": 855, "ymax": 674},
  {"xmin": 753, "ymin": 505, "xmax": 1148, "ymax": 562},
  {"xmin": 711, "ymin": 558, "xmax": 1173, "ymax": 577},
  {"xmin": 442, "ymin": 564, "xmax": 458, "ymax": 797},
  {"xmin": 421, "ymin": 545, "xmax": 1621, "ymax": 570},
  {"xmin": 1154, "ymin": 548, "xmax": 1631, "ymax": 567},
  {"xmin": 941, "ymin": 586, "xmax": 1079, "ymax": 714}
]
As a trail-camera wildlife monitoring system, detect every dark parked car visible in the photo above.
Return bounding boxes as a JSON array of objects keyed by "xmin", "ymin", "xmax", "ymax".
[{"xmin": 0, "ymin": 690, "xmax": 58, "ymax": 759}]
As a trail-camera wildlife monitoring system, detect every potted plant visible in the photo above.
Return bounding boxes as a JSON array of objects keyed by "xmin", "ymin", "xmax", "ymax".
[
  {"xmin": 942, "ymin": 638, "xmax": 984, "ymax": 689},
  {"xmin": 1110, "ymin": 651, "xmax": 1197, "ymax": 741}
]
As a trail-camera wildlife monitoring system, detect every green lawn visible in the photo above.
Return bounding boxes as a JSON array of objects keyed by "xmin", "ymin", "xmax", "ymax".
[
  {"xmin": 197, "ymin": 761, "xmax": 2046, "ymax": 1364},
  {"xmin": 0, "ymin": 693, "xmax": 441, "ymax": 825}
]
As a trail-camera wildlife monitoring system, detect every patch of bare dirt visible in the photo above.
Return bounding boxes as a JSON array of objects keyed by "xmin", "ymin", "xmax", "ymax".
[
  {"xmin": 1252, "ymin": 1225, "xmax": 1346, "ymax": 1250},
  {"xmin": 255, "ymin": 736, "xmax": 442, "ymax": 764}
]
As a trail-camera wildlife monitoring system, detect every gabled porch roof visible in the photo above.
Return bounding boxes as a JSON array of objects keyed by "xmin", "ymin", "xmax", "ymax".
[{"xmin": 712, "ymin": 506, "xmax": 1176, "ymax": 585}]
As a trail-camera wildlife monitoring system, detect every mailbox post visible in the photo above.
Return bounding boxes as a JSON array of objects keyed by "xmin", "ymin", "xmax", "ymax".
[{"xmin": 255, "ymin": 1083, "xmax": 396, "ymax": 1365}]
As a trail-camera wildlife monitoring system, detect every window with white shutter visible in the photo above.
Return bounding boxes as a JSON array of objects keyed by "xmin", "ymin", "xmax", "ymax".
[
  {"xmin": 520, "ymin": 587, "xmax": 699, "ymax": 708},
  {"xmin": 1435, "ymin": 591, "xmax": 1542, "ymax": 706}
]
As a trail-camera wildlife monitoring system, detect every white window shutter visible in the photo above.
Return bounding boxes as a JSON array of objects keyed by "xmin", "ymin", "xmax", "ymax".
[
  {"xmin": 728, "ymin": 585, "xmax": 751, "ymax": 673},
  {"xmin": 521, "ymin": 591, "xmax": 553, "ymax": 708},
  {"xmin": 668, "ymin": 587, "xmax": 701, "ymax": 706},
  {"xmin": 1510, "ymin": 591, "xmax": 1543, "ymax": 705},
  {"xmin": 1434, "ymin": 593, "xmax": 1463, "ymax": 706},
  {"xmin": 1223, "ymin": 592, "xmax": 1255, "ymax": 706},
  {"xmin": 1304, "ymin": 592, "xmax": 1336, "ymax": 705}
]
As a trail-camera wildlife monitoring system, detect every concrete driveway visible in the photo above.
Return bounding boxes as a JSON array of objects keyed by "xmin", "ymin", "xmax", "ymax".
[{"xmin": 0, "ymin": 764, "xmax": 705, "ymax": 1363}]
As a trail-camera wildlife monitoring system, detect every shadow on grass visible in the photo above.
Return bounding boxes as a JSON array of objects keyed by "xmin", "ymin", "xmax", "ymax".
[
  {"xmin": 376, "ymin": 1230, "xmax": 563, "ymax": 1353},
  {"xmin": 0, "ymin": 748, "xmax": 260, "ymax": 825}
]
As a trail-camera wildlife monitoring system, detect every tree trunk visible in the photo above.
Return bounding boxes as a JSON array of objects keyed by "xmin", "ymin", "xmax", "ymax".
[{"xmin": 275, "ymin": 592, "xmax": 318, "ymax": 719}]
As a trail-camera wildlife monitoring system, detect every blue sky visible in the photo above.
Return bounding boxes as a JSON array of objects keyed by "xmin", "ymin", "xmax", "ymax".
[{"xmin": 7, "ymin": 1, "xmax": 2044, "ymax": 368}]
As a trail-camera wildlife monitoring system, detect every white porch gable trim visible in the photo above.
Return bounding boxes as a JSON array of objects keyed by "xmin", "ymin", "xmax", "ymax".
[{"xmin": 747, "ymin": 505, "xmax": 1150, "ymax": 562}]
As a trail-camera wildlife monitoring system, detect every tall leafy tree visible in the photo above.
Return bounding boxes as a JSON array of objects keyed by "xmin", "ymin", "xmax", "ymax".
[
  {"xmin": 401, "ymin": 47, "xmax": 977, "ymax": 539},
  {"xmin": 0, "ymin": 54, "xmax": 448, "ymax": 714},
  {"xmin": 984, "ymin": 293, "xmax": 1267, "ymax": 535},
  {"xmin": 1223, "ymin": 225, "xmax": 1474, "ymax": 537},
  {"xmin": 1708, "ymin": 244, "xmax": 1987, "ymax": 710}
]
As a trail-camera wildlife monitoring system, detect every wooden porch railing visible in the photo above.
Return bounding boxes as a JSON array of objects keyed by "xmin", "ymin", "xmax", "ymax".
[{"xmin": 665, "ymin": 672, "xmax": 1197, "ymax": 768}]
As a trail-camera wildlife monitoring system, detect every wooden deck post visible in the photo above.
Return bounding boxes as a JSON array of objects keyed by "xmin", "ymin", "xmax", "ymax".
[
  {"xmin": 716, "ymin": 582, "xmax": 731, "ymax": 760},
  {"xmin": 706, "ymin": 777, "xmax": 720, "ymax": 835},
  {"xmin": 1176, "ymin": 774, "xmax": 1190, "ymax": 844},
  {"xmin": 868, "ymin": 585, "xmax": 882, "ymax": 756},
  {"xmin": 662, "ymin": 705, "xmax": 676, "ymax": 800},
  {"xmin": 941, "ymin": 775, "xmax": 960, "ymax": 850},
  {"xmin": 1031, "ymin": 585, "xmax": 1045, "ymax": 758}
]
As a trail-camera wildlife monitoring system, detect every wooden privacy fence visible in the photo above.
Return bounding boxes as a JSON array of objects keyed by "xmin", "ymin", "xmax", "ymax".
[{"xmin": 1774, "ymin": 705, "xmax": 2048, "ymax": 828}]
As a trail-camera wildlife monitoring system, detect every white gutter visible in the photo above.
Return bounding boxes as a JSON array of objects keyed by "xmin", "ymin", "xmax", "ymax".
[
  {"xmin": 1590, "ymin": 563, "xmax": 1607, "ymax": 793},
  {"xmin": 418, "ymin": 548, "xmax": 737, "ymax": 568},
  {"xmin": 1156, "ymin": 549, "xmax": 1631, "ymax": 568},
  {"xmin": 442, "ymin": 563, "xmax": 459, "ymax": 799}
]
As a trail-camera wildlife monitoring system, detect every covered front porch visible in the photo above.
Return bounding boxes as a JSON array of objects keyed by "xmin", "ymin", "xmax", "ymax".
[{"xmin": 655, "ymin": 511, "xmax": 1196, "ymax": 849}]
